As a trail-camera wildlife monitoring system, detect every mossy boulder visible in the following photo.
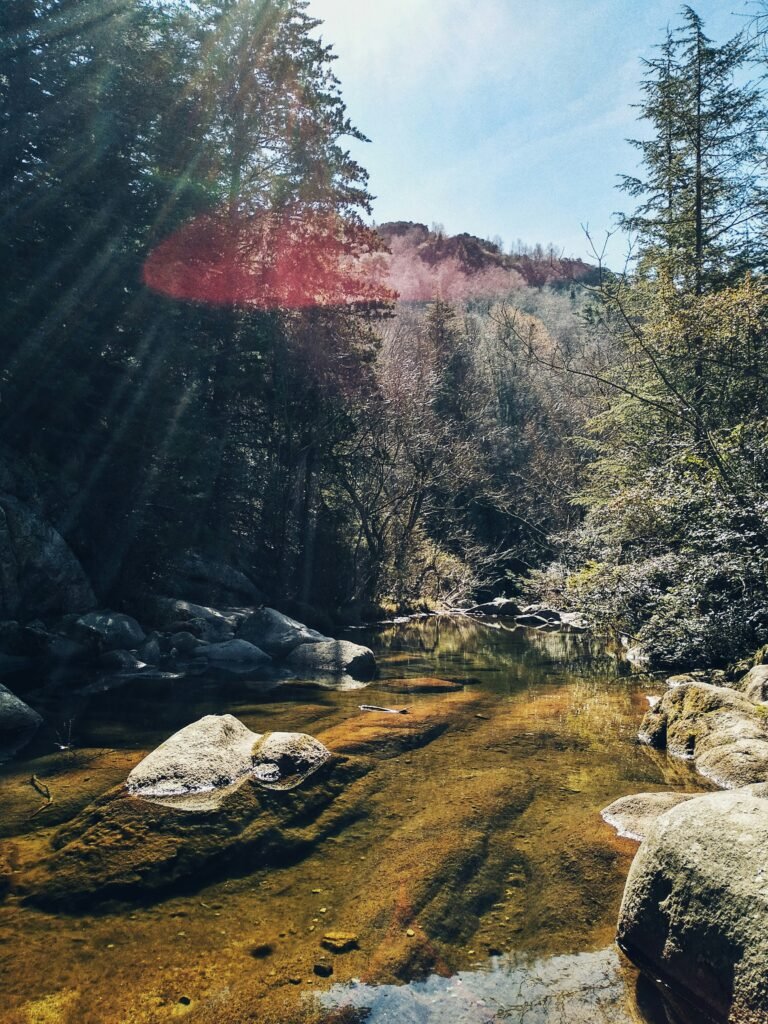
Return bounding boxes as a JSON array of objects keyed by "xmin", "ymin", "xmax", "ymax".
[{"xmin": 638, "ymin": 682, "xmax": 768, "ymax": 788}]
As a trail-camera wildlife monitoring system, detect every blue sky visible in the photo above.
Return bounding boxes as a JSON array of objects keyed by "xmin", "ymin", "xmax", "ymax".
[{"xmin": 305, "ymin": 0, "xmax": 757, "ymax": 267}]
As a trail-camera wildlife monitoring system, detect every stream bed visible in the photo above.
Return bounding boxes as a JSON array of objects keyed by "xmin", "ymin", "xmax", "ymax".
[{"xmin": 0, "ymin": 614, "xmax": 711, "ymax": 1024}]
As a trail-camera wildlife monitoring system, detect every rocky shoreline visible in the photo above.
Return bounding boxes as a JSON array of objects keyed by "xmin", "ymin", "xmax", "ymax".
[{"xmin": 601, "ymin": 653, "xmax": 768, "ymax": 1024}]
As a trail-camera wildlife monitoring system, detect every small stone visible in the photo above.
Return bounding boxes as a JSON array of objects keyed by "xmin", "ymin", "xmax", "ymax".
[
  {"xmin": 106, "ymin": 944, "xmax": 115, "ymax": 949},
  {"xmin": 311, "ymin": 888, "xmax": 322, "ymax": 894},
  {"xmin": 313, "ymin": 962, "xmax": 333, "ymax": 978},
  {"xmin": 319, "ymin": 907, "xmax": 327, "ymax": 914},
  {"xmin": 250, "ymin": 943, "xmax": 273, "ymax": 959},
  {"xmin": 178, "ymin": 996, "xmax": 191, "ymax": 1006},
  {"xmin": 406, "ymin": 928, "xmax": 415, "ymax": 938},
  {"xmin": 321, "ymin": 932, "xmax": 359, "ymax": 954},
  {"xmin": 308, "ymin": 925, "xmax": 315, "ymax": 932},
  {"xmin": 288, "ymin": 976, "xmax": 302, "ymax": 985}
]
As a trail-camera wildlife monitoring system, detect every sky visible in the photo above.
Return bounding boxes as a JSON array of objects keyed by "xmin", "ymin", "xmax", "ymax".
[{"xmin": 305, "ymin": 0, "xmax": 758, "ymax": 268}]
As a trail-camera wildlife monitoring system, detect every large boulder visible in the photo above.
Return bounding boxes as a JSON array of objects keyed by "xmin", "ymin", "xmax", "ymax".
[
  {"xmin": 618, "ymin": 785, "xmax": 768, "ymax": 1024},
  {"xmin": 145, "ymin": 597, "xmax": 248, "ymax": 633},
  {"xmin": 0, "ymin": 495, "xmax": 95, "ymax": 620},
  {"xmin": 237, "ymin": 606, "xmax": 328, "ymax": 657},
  {"xmin": 0, "ymin": 683, "xmax": 42, "ymax": 760},
  {"xmin": 736, "ymin": 664, "xmax": 768, "ymax": 704},
  {"xmin": 189, "ymin": 638, "xmax": 271, "ymax": 675},
  {"xmin": 285, "ymin": 639, "xmax": 376, "ymax": 680},
  {"xmin": 160, "ymin": 553, "xmax": 263, "ymax": 606},
  {"xmin": 638, "ymin": 681, "xmax": 768, "ymax": 788},
  {"xmin": 72, "ymin": 611, "xmax": 145, "ymax": 652},
  {"xmin": 127, "ymin": 714, "xmax": 330, "ymax": 799}
]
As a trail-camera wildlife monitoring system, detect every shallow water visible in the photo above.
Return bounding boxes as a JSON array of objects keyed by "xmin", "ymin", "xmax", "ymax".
[{"xmin": 0, "ymin": 615, "xmax": 709, "ymax": 1024}]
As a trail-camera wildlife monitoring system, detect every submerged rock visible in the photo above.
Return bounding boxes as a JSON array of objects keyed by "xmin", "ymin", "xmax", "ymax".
[
  {"xmin": 618, "ymin": 785, "xmax": 768, "ymax": 1024},
  {"xmin": 600, "ymin": 791, "xmax": 700, "ymax": 842},
  {"xmin": 286, "ymin": 640, "xmax": 376, "ymax": 680},
  {"xmin": 0, "ymin": 683, "xmax": 42, "ymax": 760},
  {"xmin": 378, "ymin": 677, "xmax": 462, "ymax": 694},
  {"xmin": 638, "ymin": 681, "xmax": 768, "ymax": 788}
]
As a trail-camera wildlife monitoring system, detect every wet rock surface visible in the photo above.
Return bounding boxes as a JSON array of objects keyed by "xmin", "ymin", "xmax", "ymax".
[
  {"xmin": 618, "ymin": 785, "xmax": 768, "ymax": 1024},
  {"xmin": 600, "ymin": 792, "xmax": 700, "ymax": 842}
]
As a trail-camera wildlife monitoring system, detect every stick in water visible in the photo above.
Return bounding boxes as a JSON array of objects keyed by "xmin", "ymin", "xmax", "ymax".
[{"xmin": 359, "ymin": 705, "xmax": 409, "ymax": 714}]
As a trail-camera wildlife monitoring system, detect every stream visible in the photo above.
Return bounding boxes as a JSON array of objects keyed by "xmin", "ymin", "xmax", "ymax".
[{"xmin": 0, "ymin": 614, "xmax": 710, "ymax": 1024}]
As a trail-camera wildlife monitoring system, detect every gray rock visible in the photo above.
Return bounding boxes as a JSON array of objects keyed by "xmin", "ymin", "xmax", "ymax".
[
  {"xmin": 469, "ymin": 598, "xmax": 521, "ymax": 617},
  {"xmin": 137, "ymin": 633, "xmax": 162, "ymax": 666},
  {"xmin": 97, "ymin": 650, "xmax": 147, "ymax": 672},
  {"xmin": 168, "ymin": 630, "xmax": 206, "ymax": 656},
  {"xmin": 285, "ymin": 639, "xmax": 376, "ymax": 680},
  {"xmin": 127, "ymin": 714, "xmax": 257, "ymax": 797},
  {"xmin": 0, "ymin": 495, "xmax": 95, "ymax": 620},
  {"xmin": 0, "ymin": 683, "xmax": 42, "ymax": 760},
  {"xmin": 191, "ymin": 638, "xmax": 271, "ymax": 674},
  {"xmin": 74, "ymin": 611, "xmax": 146, "ymax": 652},
  {"xmin": 559, "ymin": 612, "xmax": 589, "ymax": 633},
  {"xmin": 600, "ymin": 791, "xmax": 700, "ymax": 842},
  {"xmin": 515, "ymin": 613, "xmax": 551, "ymax": 628},
  {"xmin": 237, "ymin": 607, "xmax": 328, "ymax": 657},
  {"xmin": 161, "ymin": 553, "xmax": 263, "ymax": 606},
  {"xmin": 639, "ymin": 681, "xmax": 768, "ymax": 788},
  {"xmin": 737, "ymin": 664, "xmax": 768, "ymax": 704},
  {"xmin": 148, "ymin": 598, "xmax": 247, "ymax": 632},
  {"xmin": 250, "ymin": 731, "xmax": 331, "ymax": 791},
  {"xmin": 127, "ymin": 714, "xmax": 330, "ymax": 800},
  {"xmin": 520, "ymin": 604, "xmax": 561, "ymax": 621},
  {"xmin": 618, "ymin": 785, "xmax": 768, "ymax": 1023}
]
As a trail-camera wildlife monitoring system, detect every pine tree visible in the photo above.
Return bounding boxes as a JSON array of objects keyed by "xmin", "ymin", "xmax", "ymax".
[{"xmin": 620, "ymin": 6, "xmax": 768, "ymax": 292}]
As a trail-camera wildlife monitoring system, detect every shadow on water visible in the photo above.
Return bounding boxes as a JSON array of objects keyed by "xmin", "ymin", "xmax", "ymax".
[{"xmin": 0, "ymin": 615, "xmax": 708, "ymax": 1024}]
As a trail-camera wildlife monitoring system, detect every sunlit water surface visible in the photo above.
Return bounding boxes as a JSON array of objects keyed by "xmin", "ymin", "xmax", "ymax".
[{"xmin": 0, "ymin": 615, "xmax": 708, "ymax": 1024}]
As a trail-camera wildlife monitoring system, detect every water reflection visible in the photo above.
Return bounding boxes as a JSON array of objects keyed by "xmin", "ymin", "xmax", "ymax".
[{"xmin": 316, "ymin": 946, "xmax": 652, "ymax": 1024}]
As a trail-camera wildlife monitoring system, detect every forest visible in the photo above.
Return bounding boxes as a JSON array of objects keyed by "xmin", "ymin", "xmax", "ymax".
[{"xmin": 3, "ymin": 0, "xmax": 768, "ymax": 670}]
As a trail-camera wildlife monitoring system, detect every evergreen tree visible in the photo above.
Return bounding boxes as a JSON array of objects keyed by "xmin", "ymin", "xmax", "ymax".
[{"xmin": 620, "ymin": 6, "xmax": 768, "ymax": 292}]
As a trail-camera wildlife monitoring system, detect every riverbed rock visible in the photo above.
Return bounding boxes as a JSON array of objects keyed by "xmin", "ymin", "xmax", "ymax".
[
  {"xmin": 638, "ymin": 681, "xmax": 768, "ymax": 788},
  {"xmin": 0, "ymin": 496, "xmax": 96, "ymax": 621},
  {"xmin": 285, "ymin": 639, "xmax": 375, "ymax": 680},
  {"xmin": 128, "ymin": 714, "xmax": 256, "ymax": 797},
  {"xmin": 0, "ymin": 683, "xmax": 42, "ymax": 760},
  {"xmin": 73, "ymin": 611, "xmax": 146, "ymax": 652},
  {"xmin": 378, "ymin": 677, "xmax": 463, "ymax": 694},
  {"xmin": 736, "ymin": 664, "xmax": 768, "ymax": 704},
  {"xmin": 127, "ymin": 715, "xmax": 330, "ymax": 798},
  {"xmin": 618, "ymin": 784, "xmax": 768, "ymax": 1024},
  {"xmin": 237, "ymin": 607, "xmax": 328, "ymax": 657},
  {"xmin": 600, "ymin": 792, "xmax": 700, "ymax": 842},
  {"xmin": 190, "ymin": 639, "xmax": 272, "ymax": 675}
]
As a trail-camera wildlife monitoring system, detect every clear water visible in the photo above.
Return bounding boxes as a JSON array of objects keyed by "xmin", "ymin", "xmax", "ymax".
[{"xmin": 0, "ymin": 615, "xmax": 709, "ymax": 1024}]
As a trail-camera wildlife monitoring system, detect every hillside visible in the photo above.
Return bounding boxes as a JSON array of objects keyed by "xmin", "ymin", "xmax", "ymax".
[{"xmin": 378, "ymin": 221, "xmax": 601, "ymax": 301}]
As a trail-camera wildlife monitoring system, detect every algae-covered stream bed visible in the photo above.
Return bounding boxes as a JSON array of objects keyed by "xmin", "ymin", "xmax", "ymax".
[{"xmin": 0, "ymin": 616, "xmax": 710, "ymax": 1024}]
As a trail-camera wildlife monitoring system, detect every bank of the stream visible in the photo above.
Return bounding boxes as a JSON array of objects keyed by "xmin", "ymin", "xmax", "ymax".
[{"xmin": 0, "ymin": 616, "xmax": 710, "ymax": 1024}]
